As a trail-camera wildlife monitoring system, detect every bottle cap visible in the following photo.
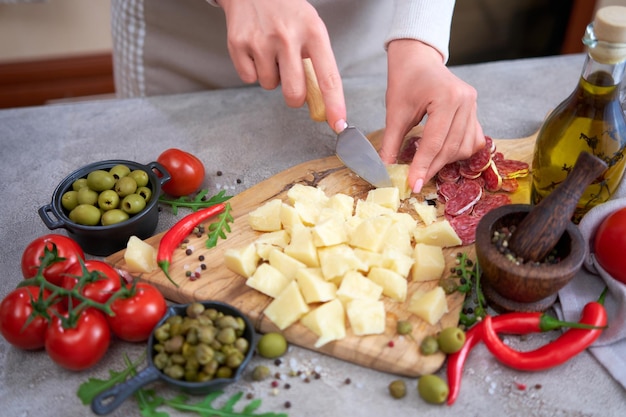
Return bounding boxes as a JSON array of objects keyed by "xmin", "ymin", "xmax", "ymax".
[{"xmin": 588, "ymin": 6, "xmax": 626, "ymax": 63}]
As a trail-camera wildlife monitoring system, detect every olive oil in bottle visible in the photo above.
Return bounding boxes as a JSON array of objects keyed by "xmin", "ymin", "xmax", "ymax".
[{"xmin": 531, "ymin": 6, "xmax": 626, "ymax": 223}]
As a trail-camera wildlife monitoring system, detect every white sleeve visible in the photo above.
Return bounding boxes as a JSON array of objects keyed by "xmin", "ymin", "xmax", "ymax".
[{"xmin": 385, "ymin": 0, "xmax": 456, "ymax": 63}]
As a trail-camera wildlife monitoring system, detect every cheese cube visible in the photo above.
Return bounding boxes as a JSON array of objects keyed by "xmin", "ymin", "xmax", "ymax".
[
  {"xmin": 349, "ymin": 215, "xmax": 392, "ymax": 253},
  {"xmin": 280, "ymin": 203, "xmax": 304, "ymax": 231},
  {"xmin": 268, "ymin": 248, "xmax": 306, "ymax": 280},
  {"xmin": 366, "ymin": 187, "xmax": 400, "ymax": 211},
  {"xmin": 408, "ymin": 286, "xmax": 448, "ymax": 325},
  {"xmin": 386, "ymin": 164, "xmax": 411, "ymax": 200},
  {"xmin": 284, "ymin": 224, "xmax": 319, "ymax": 267},
  {"xmin": 382, "ymin": 222, "xmax": 413, "ymax": 256},
  {"xmin": 124, "ymin": 236, "xmax": 157, "ymax": 273},
  {"xmin": 411, "ymin": 243, "xmax": 446, "ymax": 282},
  {"xmin": 254, "ymin": 230, "xmax": 290, "ymax": 248},
  {"xmin": 287, "ymin": 183, "xmax": 329, "ymax": 206},
  {"xmin": 264, "ymin": 281, "xmax": 310, "ymax": 330},
  {"xmin": 294, "ymin": 200, "xmax": 322, "ymax": 226},
  {"xmin": 336, "ymin": 270, "xmax": 383, "ymax": 304},
  {"xmin": 353, "ymin": 248, "xmax": 384, "ymax": 272},
  {"xmin": 354, "ymin": 200, "xmax": 395, "ymax": 219},
  {"xmin": 385, "ymin": 211, "xmax": 417, "ymax": 230},
  {"xmin": 248, "ymin": 199, "xmax": 283, "ymax": 232},
  {"xmin": 317, "ymin": 244, "xmax": 366, "ymax": 281},
  {"xmin": 381, "ymin": 248, "xmax": 414, "ymax": 277},
  {"xmin": 224, "ymin": 243, "xmax": 260, "ymax": 278},
  {"xmin": 246, "ymin": 263, "xmax": 291, "ymax": 298},
  {"xmin": 413, "ymin": 220, "xmax": 462, "ymax": 248},
  {"xmin": 346, "ymin": 299, "xmax": 386, "ymax": 336},
  {"xmin": 312, "ymin": 212, "xmax": 348, "ymax": 247},
  {"xmin": 367, "ymin": 267, "xmax": 407, "ymax": 302},
  {"xmin": 300, "ymin": 299, "xmax": 346, "ymax": 347},
  {"xmin": 327, "ymin": 193, "xmax": 354, "ymax": 220},
  {"xmin": 413, "ymin": 201, "xmax": 438, "ymax": 225},
  {"xmin": 295, "ymin": 268, "xmax": 337, "ymax": 303}
]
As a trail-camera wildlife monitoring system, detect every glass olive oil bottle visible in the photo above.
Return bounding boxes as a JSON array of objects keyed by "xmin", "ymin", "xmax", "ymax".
[{"xmin": 531, "ymin": 6, "xmax": 626, "ymax": 223}]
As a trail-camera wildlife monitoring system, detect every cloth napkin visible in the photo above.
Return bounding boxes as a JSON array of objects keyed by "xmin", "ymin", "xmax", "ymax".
[{"xmin": 556, "ymin": 176, "xmax": 626, "ymax": 390}]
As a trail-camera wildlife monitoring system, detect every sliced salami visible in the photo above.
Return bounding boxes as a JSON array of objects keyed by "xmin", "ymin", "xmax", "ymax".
[
  {"xmin": 397, "ymin": 136, "xmax": 420, "ymax": 164},
  {"xmin": 449, "ymin": 214, "xmax": 481, "ymax": 245},
  {"xmin": 495, "ymin": 158, "xmax": 530, "ymax": 179},
  {"xmin": 437, "ymin": 162, "xmax": 461, "ymax": 183},
  {"xmin": 437, "ymin": 181, "xmax": 460, "ymax": 202},
  {"xmin": 459, "ymin": 161, "xmax": 482, "ymax": 179},
  {"xmin": 501, "ymin": 178, "xmax": 519, "ymax": 193},
  {"xmin": 444, "ymin": 181, "xmax": 483, "ymax": 216},
  {"xmin": 472, "ymin": 193, "xmax": 511, "ymax": 218},
  {"xmin": 482, "ymin": 160, "xmax": 503, "ymax": 192},
  {"xmin": 468, "ymin": 139, "xmax": 493, "ymax": 173}
]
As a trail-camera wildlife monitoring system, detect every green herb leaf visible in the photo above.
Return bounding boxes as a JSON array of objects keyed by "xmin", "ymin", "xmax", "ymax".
[
  {"xmin": 76, "ymin": 353, "xmax": 145, "ymax": 404},
  {"xmin": 164, "ymin": 391, "xmax": 288, "ymax": 417},
  {"xmin": 206, "ymin": 203, "xmax": 234, "ymax": 249},
  {"xmin": 159, "ymin": 189, "xmax": 232, "ymax": 215}
]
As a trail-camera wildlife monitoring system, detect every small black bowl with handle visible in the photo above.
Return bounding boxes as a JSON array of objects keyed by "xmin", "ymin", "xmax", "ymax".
[
  {"xmin": 38, "ymin": 159, "xmax": 170, "ymax": 256},
  {"xmin": 91, "ymin": 300, "xmax": 255, "ymax": 415}
]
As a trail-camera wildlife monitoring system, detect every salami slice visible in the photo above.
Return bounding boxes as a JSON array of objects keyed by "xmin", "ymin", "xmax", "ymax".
[
  {"xmin": 467, "ymin": 142, "xmax": 492, "ymax": 173},
  {"xmin": 500, "ymin": 178, "xmax": 519, "ymax": 193},
  {"xmin": 495, "ymin": 158, "xmax": 530, "ymax": 179},
  {"xmin": 444, "ymin": 181, "xmax": 482, "ymax": 216},
  {"xmin": 449, "ymin": 214, "xmax": 481, "ymax": 245},
  {"xmin": 437, "ymin": 162, "xmax": 461, "ymax": 183},
  {"xmin": 459, "ymin": 161, "xmax": 482, "ymax": 179},
  {"xmin": 472, "ymin": 193, "xmax": 511, "ymax": 218},
  {"xmin": 397, "ymin": 136, "xmax": 420, "ymax": 164},
  {"xmin": 482, "ymin": 160, "xmax": 503, "ymax": 192},
  {"xmin": 437, "ymin": 181, "xmax": 460, "ymax": 202}
]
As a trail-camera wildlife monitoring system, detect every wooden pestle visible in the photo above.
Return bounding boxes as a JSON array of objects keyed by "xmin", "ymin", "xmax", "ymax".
[{"xmin": 507, "ymin": 151, "xmax": 608, "ymax": 262}]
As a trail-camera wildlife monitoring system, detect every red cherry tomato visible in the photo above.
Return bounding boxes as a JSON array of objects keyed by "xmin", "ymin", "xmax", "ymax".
[
  {"xmin": 62, "ymin": 260, "xmax": 123, "ymax": 304},
  {"xmin": 21, "ymin": 234, "xmax": 85, "ymax": 286},
  {"xmin": 594, "ymin": 207, "xmax": 626, "ymax": 284},
  {"xmin": 107, "ymin": 282, "xmax": 167, "ymax": 342},
  {"xmin": 0, "ymin": 286, "xmax": 51, "ymax": 350},
  {"xmin": 45, "ymin": 307, "xmax": 111, "ymax": 371},
  {"xmin": 157, "ymin": 148, "xmax": 205, "ymax": 197}
]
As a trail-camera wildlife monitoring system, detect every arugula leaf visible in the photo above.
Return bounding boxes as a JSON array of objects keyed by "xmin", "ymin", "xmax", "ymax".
[
  {"xmin": 76, "ymin": 353, "xmax": 146, "ymax": 404},
  {"xmin": 159, "ymin": 189, "xmax": 232, "ymax": 215},
  {"xmin": 206, "ymin": 203, "xmax": 234, "ymax": 249},
  {"xmin": 164, "ymin": 392, "xmax": 288, "ymax": 417}
]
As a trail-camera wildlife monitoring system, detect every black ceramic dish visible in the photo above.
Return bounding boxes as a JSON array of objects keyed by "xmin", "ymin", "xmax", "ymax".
[
  {"xmin": 38, "ymin": 159, "xmax": 170, "ymax": 256},
  {"xmin": 91, "ymin": 300, "xmax": 256, "ymax": 415}
]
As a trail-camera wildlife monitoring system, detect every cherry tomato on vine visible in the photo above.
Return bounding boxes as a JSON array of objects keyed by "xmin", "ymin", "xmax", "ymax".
[
  {"xmin": 0, "ymin": 286, "xmax": 51, "ymax": 350},
  {"xmin": 107, "ymin": 282, "xmax": 167, "ymax": 342},
  {"xmin": 21, "ymin": 234, "xmax": 85, "ymax": 286},
  {"xmin": 594, "ymin": 207, "xmax": 626, "ymax": 284},
  {"xmin": 62, "ymin": 260, "xmax": 123, "ymax": 304},
  {"xmin": 45, "ymin": 307, "xmax": 110, "ymax": 371},
  {"xmin": 156, "ymin": 148, "xmax": 205, "ymax": 197}
]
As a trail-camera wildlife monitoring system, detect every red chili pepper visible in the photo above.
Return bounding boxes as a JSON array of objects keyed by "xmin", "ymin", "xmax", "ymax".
[
  {"xmin": 157, "ymin": 203, "xmax": 226, "ymax": 287},
  {"xmin": 446, "ymin": 307, "xmax": 607, "ymax": 405},
  {"xmin": 482, "ymin": 301, "xmax": 607, "ymax": 371}
]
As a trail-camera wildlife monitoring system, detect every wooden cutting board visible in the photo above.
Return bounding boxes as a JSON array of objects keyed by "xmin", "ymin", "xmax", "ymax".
[{"xmin": 106, "ymin": 127, "xmax": 537, "ymax": 377}]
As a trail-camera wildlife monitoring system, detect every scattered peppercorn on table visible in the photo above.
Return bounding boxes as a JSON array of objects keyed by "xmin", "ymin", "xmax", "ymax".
[{"xmin": 1, "ymin": 54, "xmax": 625, "ymax": 417}]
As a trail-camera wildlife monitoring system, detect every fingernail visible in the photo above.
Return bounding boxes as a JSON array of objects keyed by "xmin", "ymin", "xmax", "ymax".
[
  {"xmin": 334, "ymin": 119, "xmax": 348, "ymax": 133},
  {"xmin": 412, "ymin": 178, "xmax": 424, "ymax": 194}
]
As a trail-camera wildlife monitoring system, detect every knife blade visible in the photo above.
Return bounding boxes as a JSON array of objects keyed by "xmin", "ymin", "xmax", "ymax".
[{"xmin": 303, "ymin": 58, "xmax": 392, "ymax": 188}]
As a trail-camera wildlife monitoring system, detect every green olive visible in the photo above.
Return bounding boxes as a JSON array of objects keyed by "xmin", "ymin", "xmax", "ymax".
[
  {"xmin": 388, "ymin": 379, "xmax": 407, "ymax": 399},
  {"xmin": 69, "ymin": 204, "xmax": 101, "ymax": 226},
  {"xmin": 420, "ymin": 335, "xmax": 439, "ymax": 355},
  {"xmin": 115, "ymin": 176, "xmax": 138, "ymax": 197},
  {"xmin": 251, "ymin": 365, "xmax": 271, "ymax": 381},
  {"xmin": 109, "ymin": 164, "xmax": 131, "ymax": 180},
  {"xmin": 72, "ymin": 178, "xmax": 89, "ymax": 191},
  {"xmin": 97, "ymin": 189, "xmax": 120, "ymax": 211},
  {"xmin": 186, "ymin": 302, "xmax": 205, "ymax": 318},
  {"xmin": 128, "ymin": 169, "xmax": 149, "ymax": 187},
  {"xmin": 217, "ymin": 327, "xmax": 236, "ymax": 345},
  {"xmin": 417, "ymin": 374, "xmax": 449, "ymax": 404},
  {"xmin": 396, "ymin": 320, "xmax": 413, "ymax": 335},
  {"xmin": 121, "ymin": 194, "xmax": 146, "ymax": 214},
  {"xmin": 256, "ymin": 332, "xmax": 287, "ymax": 359},
  {"xmin": 437, "ymin": 327, "xmax": 466, "ymax": 354},
  {"xmin": 101, "ymin": 209, "xmax": 129, "ymax": 226},
  {"xmin": 77, "ymin": 187, "xmax": 98, "ymax": 206},
  {"xmin": 61, "ymin": 190, "xmax": 79, "ymax": 211},
  {"xmin": 137, "ymin": 186, "xmax": 152, "ymax": 202},
  {"xmin": 87, "ymin": 170, "xmax": 116, "ymax": 192}
]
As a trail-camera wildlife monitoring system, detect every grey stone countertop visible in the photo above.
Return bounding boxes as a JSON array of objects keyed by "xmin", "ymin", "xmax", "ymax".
[{"xmin": 1, "ymin": 53, "xmax": 625, "ymax": 416}]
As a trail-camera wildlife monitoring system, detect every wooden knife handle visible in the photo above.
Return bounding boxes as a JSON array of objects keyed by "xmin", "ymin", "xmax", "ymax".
[{"xmin": 303, "ymin": 58, "xmax": 327, "ymax": 122}]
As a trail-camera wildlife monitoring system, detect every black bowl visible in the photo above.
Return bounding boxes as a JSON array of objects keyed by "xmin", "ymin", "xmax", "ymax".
[
  {"xmin": 38, "ymin": 159, "xmax": 170, "ymax": 256},
  {"xmin": 91, "ymin": 300, "xmax": 256, "ymax": 415}
]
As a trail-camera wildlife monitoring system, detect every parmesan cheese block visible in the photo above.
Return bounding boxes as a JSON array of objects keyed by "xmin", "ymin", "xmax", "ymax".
[
  {"xmin": 283, "ymin": 224, "xmax": 319, "ymax": 267},
  {"xmin": 413, "ymin": 201, "xmax": 438, "ymax": 225},
  {"xmin": 300, "ymin": 299, "xmax": 346, "ymax": 347},
  {"xmin": 366, "ymin": 187, "xmax": 400, "ymax": 211},
  {"xmin": 407, "ymin": 286, "xmax": 448, "ymax": 325},
  {"xmin": 246, "ymin": 263, "xmax": 291, "ymax": 298},
  {"xmin": 317, "ymin": 244, "xmax": 365, "ymax": 281},
  {"xmin": 224, "ymin": 243, "xmax": 259, "ymax": 278},
  {"xmin": 346, "ymin": 299, "xmax": 386, "ymax": 335},
  {"xmin": 413, "ymin": 219, "xmax": 462, "ymax": 248},
  {"xmin": 264, "ymin": 281, "xmax": 310, "ymax": 330},
  {"xmin": 268, "ymin": 247, "xmax": 307, "ymax": 280},
  {"xmin": 367, "ymin": 267, "xmax": 407, "ymax": 302},
  {"xmin": 248, "ymin": 198, "xmax": 283, "ymax": 232},
  {"xmin": 386, "ymin": 164, "xmax": 411, "ymax": 200},
  {"xmin": 124, "ymin": 236, "xmax": 158, "ymax": 273},
  {"xmin": 336, "ymin": 270, "xmax": 383, "ymax": 304},
  {"xmin": 349, "ymin": 215, "xmax": 392, "ymax": 253},
  {"xmin": 295, "ymin": 267, "xmax": 337, "ymax": 304},
  {"xmin": 327, "ymin": 193, "xmax": 354, "ymax": 220},
  {"xmin": 311, "ymin": 212, "xmax": 348, "ymax": 247},
  {"xmin": 411, "ymin": 243, "xmax": 446, "ymax": 282}
]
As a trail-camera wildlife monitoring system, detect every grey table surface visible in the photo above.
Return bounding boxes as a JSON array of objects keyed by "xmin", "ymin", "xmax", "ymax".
[{"xmin": 1, "ymin": 53, "xmax": 625, "ymax": 417}]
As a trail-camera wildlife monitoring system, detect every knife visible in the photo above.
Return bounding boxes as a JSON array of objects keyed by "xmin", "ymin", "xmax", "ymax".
[{"xmin": 303, "ymin": 58, "xmax": 392, "ymax": 188}]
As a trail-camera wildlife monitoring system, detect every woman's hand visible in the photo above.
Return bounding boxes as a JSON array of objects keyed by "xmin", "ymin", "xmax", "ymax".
[
  {"xmin": 380, "ymin": 39, "xmax": 485, "ymax": 193},
  {"xmin": 217, "ymin": 0, "xmax": 347, "ymax": 132}
]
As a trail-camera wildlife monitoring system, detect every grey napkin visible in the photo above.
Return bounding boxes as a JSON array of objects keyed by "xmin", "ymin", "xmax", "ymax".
[{"xmin": 557, "ymin": 177, "xmax": 626, "ymax": 390}]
